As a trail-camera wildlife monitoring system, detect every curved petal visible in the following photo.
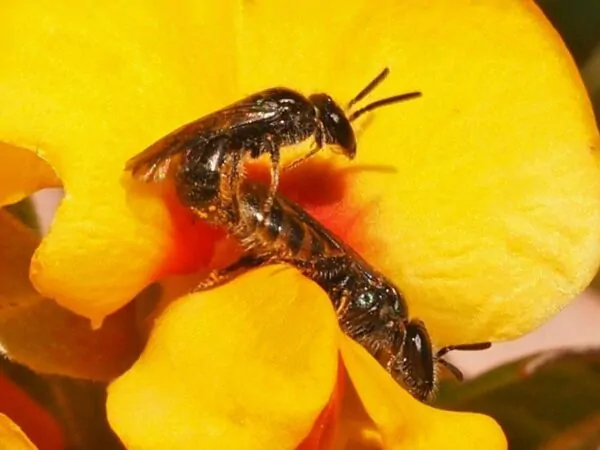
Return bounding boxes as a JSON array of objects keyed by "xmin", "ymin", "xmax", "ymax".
[
  {"xmin": 297, "ymin": 358, "xmax": 345, "ymax": 450},
  {"xmin": 107, "ymin": 266, "xmax": 340, "ymax": 450},
  {"xmin": 0, "ymin": 210, "xmax": 142, "ymax": 380},
  {"xmin": 333, "ymin": 369, "xmax": 383, "ymax": 450},
  {"xmin": 0, "ymin": 143, "xmax": 60, "ymax": 206},
  {"xmin": 340, "ymin": 337, "xmax": 507, "ymax": 450},
  {"xmin": 241, "ymin": 0, "xmax": 600, "ymax": 345},
  {"xmin": 0, "ymin": 1, "xmax": 238, "ymax": 322},
  {"xmin": 0, "ymin": 414, "xmax": 38, "ymax": 450}
]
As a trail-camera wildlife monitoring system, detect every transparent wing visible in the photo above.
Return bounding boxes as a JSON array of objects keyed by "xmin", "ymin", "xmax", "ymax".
[{"xmin": 125, "ymin": 89, "xmax": 285, "ymax": 182}]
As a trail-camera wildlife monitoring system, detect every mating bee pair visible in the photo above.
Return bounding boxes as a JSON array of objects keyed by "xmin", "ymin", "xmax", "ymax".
[{"xmin": 126, "ymin": 69, "xmax": 490, "ymax": 402}]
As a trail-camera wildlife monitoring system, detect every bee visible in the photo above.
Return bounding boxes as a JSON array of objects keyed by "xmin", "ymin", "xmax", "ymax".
[
  {"xmin": 191, "ymin": 177, "xmax": 490, "ymax": 402},
  {"xmin": 125, "ymin": 68, "xmax": 421, "ymax": 211}
]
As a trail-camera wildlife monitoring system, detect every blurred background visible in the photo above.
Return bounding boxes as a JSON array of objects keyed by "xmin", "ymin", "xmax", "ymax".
[
  {"xmin": 438, "ymin": 3, "xmax": 600, "ymax": 449},
  {"xmin": 8, "ymin": 1, "xmax": 600, "ymax": 449},
  {"xmin": 420, "ymin": 0, "xmax": 600, "ymax": 378}
]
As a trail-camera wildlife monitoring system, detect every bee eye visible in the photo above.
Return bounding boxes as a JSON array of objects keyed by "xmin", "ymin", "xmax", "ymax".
[{"xmin": 356, "ymin": 291, "xmax": 377, "ymax": 308}]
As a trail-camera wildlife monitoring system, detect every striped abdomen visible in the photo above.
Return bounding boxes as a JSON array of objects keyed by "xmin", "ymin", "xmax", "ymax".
[{"xmin": 231, "ymin": 181, "xmax": 344, "ymax": 263}]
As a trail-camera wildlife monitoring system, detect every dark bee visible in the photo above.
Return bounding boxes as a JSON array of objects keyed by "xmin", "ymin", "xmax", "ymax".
[
  {"xmin": 125, "ymin": 68, "xmax": 421, "ymax": 210},
  {"xmin": 123, "ymin": 69, "xmax": 483, "ymax": 400},
  {"xmin": 191, "ymin": 177, "xmax": 490, "ymax": 402}
]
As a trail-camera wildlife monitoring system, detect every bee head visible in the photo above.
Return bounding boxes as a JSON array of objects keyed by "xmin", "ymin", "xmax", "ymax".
[
  {"xmin": 390, "ymin": 319, "xmax": 436, "ymax": 402},
  {"xmin": 309, "ymin": 93, "xmax": 356, "ymax": 160},
  {"xmin": 307, "ymin": 69, "xmax": 421, "ymax": 163},
  {"xmin": 390, "ymin": 321, "xmax": 492, "ymax": 402}
]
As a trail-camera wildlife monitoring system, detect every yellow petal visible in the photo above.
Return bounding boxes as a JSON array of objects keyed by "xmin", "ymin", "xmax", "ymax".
[
  {"xmin": 107, "ymin": 266, "xmax": 339, "ymax": 450},
  {"xmin": 243, "ymin": 0, "xmax": 600, "ymax": 345},
  {"xmin": 0, "ymin": 0, "xmax": 238, "ymax": 323},
  {"xmin": 0, "ymin": 210, "xmax": 142, "ymax": 380},
  {"xmin": 0, "ymin": 143, "xmax": 60, "ymax": 206},
  {"xmin": 0, "ymin": 414, "xmax": 37, "ymax": 450},
  {"xmin": 340, "ymin": 337, "xmax": 507, "ymax": 450}
]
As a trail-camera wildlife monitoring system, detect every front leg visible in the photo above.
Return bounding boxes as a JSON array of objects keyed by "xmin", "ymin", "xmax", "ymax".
[
  {"xmin": 282, "ymin": 123, "xmax": 324, "ymax": 173},
  {"xmin": 271, "ymin": 254, "xmax": 349, "ymax": 288},
  {"xmin": 193, "ymin": 254, "xmax": 270, "ymax": 292},
  {"xmin": 278, "ymin": 254, "xmax": 353, "ymax": 315},
  {"xmin": 264, "ymin": 136, "xmax": 280, "ymax": 214},
  {"xmin": 225, "ymin": 149, "xmax": 243, "ymax": 222},
  {"xmin": 176, "ymin": 142, "xmax": 227, "ymax": 212}
]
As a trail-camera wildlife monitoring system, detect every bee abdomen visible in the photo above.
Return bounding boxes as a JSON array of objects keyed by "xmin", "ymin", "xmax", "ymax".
[
  {"xmin": 264, "ymin": 199, "xmax": 285, "ymax": 240},
  {"xmin": 232, "ymin": 185, "xmax": 314, "ymax": 260}
]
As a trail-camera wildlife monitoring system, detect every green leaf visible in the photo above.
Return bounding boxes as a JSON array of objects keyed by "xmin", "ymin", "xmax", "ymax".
[
  {"xmin": 536, "ymin": 0, "xmax": 600, "ymax": 66},
  {"xmin": 589, "ymin": 272, "xmax": 600, "ymax": 293},
  {"xmin": 580, "ymin": 44, "xmax": 600, "ymax": 130},
  {"xmin": 4, "ymin": 198, "xmax": 40, "ymax": 234},
  {"xmin": 434, "ymin": 349, "xmax": 600, "ymax": 450},
  {"xmin": 0, "ymin": 358, "xmax": 125, "ymax": 450},
  {"xmin": 541, "ymin": 413, "xmax": 600, "ymax": 450}
]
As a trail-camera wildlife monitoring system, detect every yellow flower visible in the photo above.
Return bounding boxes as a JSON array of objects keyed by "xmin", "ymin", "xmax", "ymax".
[{"xmin": 0, "ymin": 0, "xmax": 598, "ymax": 448}]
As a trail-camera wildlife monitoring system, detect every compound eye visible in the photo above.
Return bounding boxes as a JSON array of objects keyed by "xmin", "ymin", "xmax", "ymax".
[
  {"xmin": 329, "ymin": 109, "xmax": 342, "ymax": 124},
  {"xmin": 402, "ymin": 322, "xmax": 435, "ymax": 400},
  {"xmin": 355, "ymin": 291, "xmax": 378, "ymax": 309},
  {"xmin": 405, "ymin": 324, "xmax": 434, "ymax": 375}
]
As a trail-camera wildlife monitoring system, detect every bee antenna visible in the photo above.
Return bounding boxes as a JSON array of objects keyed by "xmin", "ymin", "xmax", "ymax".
[
  {"xmin": 437, "ymin": 358, "xmax": 464, "ymax": 381},
  {"xmin": 348, "ymin": 92, "xmax": 422, "ymax": 122},
  {"xmin": 435, "ymin": 342, "xmax": 492, "ymax": 381},
  {"xmin": 347, "ymin": 68, "xmax": 391, "ymax": 110},
  {"xmin": 437, "ymin": 342, "xmax": 492, "ymax": 359}
]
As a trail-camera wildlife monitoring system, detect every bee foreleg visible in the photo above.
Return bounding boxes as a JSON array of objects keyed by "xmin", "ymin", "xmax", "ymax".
[
  {"xmin": 282, "ymin": 123, "xmax": 324, "ymax": 173},
  {"xmin": 193, "ymin": 254, "xmax": 270, "ymax": 292},
  {"xmin": 264, "ymin": 136, "xmax": 279, "ymax": 214},
  {"xmin": 227, "ymin": 149, "xmax": 243, "ymax": 221}
]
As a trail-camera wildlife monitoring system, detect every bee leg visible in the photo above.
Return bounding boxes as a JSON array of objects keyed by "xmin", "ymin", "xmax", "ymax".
[
  {"xmin": 275, "ymin": 255, "xmax": 347, "ymax": 286},
  {"xmin": 176, "ymin": 142, "xmax": 226, "ymax": 212},
  {"xmin": 193, "ymin": 254, "xmax": 269, "ymax": 292},
  {"xmin": 264, "ymin": 137, "xmax": 280, "ymax": 214},
  {"xmin": 335, "ymin": 293, "xmax": 351, "ymax": 317},
  {"xmin": 310, "ymin": 256, "xmax": 350, "ymax": 283},
  {"xmin": 278, "ymin": 255, "xmax": 351, "ymax": 314},
  {"xmin": 226, "ymin": 150, "xmax": 243, "ymax": 222},
  {"xmin": 282, "ymin": 123, "xmax": 324, "ymax": 172}
]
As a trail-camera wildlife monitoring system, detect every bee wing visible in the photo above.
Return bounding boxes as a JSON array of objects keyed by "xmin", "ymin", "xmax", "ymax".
[{"xmin": 125, "ymin": 91, "xmax": 284, "ymax": 183}]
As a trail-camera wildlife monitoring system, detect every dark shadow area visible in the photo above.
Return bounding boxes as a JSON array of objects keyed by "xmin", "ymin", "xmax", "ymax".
[
  {"xmin": 245, "ymin": 156, "xmax": 396, "ymax": 210},
  {"xmin": 536, "ymin": 0, "xmax": 600, "ymax": 66}
]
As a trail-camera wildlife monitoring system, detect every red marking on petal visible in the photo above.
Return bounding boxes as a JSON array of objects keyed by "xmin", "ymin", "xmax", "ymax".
[
  {"xmin": 0, "ymin": 374, "xmax": 65, "ymax": 450},
  {"xmin": 246, "ymin": 159, "xmax": 368, "ymax": 242},
  {"xmin": 161, "ymin": 189, "xmax": 225, "ymax": 276},
  {"xmin": 297, "ymin": 355, "xmax": 346, "ymax": 450},
  {"xmin": 156, "ymin": 158, "xmax": 376, "ymax": 279}
]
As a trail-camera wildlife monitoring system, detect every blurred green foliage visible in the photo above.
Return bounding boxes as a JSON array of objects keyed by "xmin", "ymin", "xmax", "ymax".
[
  {"xmin": 537, "ymin": 0, "xmax": 600, "ymax": 65},
  {"xmin": 5, "ymin": 199, "xmax": 39, "ymax": 233},
  {"xmin": 0, "ymin": 359, "xmax": 124, "ymax": 449},
  {"xmin": 536, "ymin": 1, "xmax": 600, "ymax": 123},
  {"xmin": 435, "ymin": 350, "xmax": 600, "ymax": 450}
]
